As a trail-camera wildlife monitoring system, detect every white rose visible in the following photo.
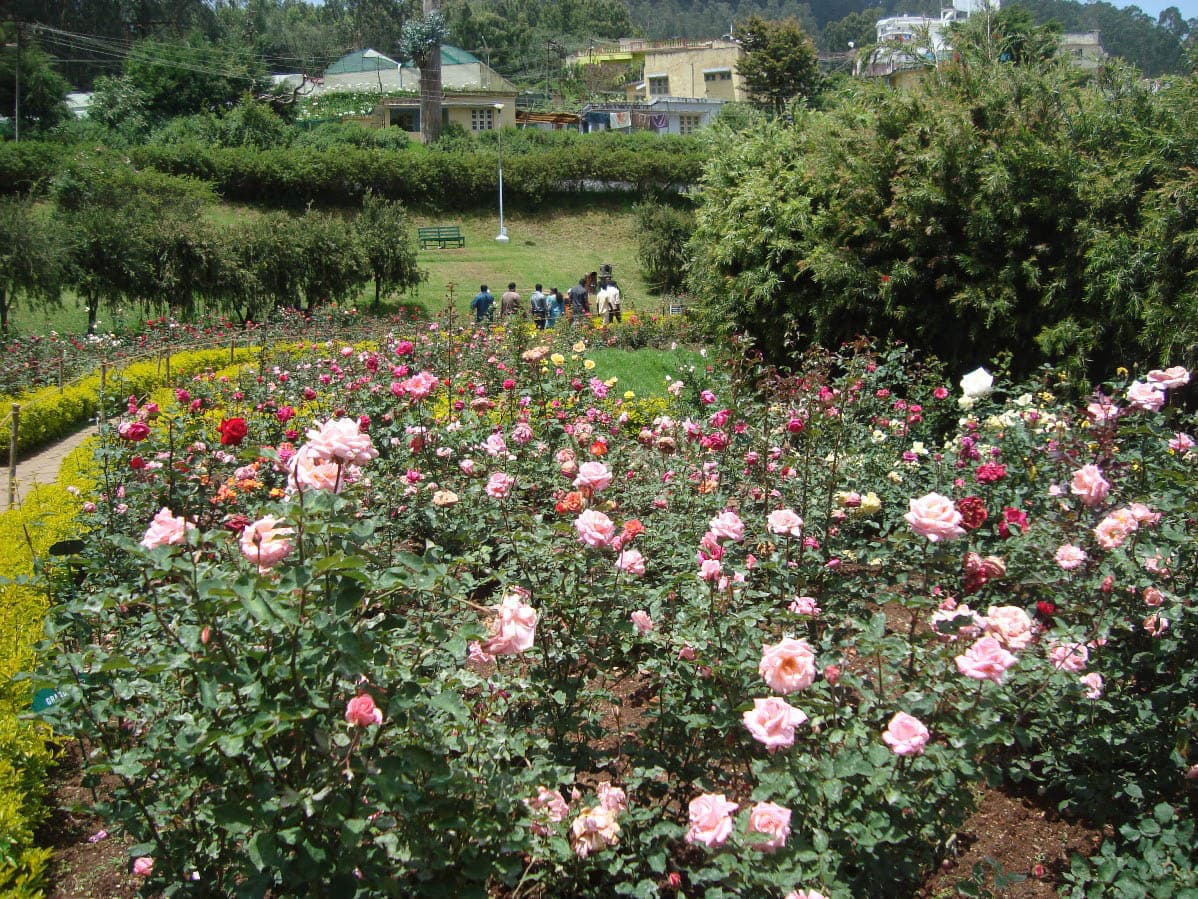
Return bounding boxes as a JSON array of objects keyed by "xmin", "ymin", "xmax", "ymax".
[{"xmin": 959, "ymin": 367, "xmax": 995, "ymax": 399}]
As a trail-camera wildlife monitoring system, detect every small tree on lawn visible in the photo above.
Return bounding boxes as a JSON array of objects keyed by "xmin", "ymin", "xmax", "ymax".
[
  {"xmin": 0, "ymin": 197, "xmax": 65, "ymax": 332},
  {"xmin": 733, "ymin": 15, "xmax": 823, "ymax": 116},
  {"xmin": 355, "ymin": 193, "xmax": 426, "ymax": 310}
]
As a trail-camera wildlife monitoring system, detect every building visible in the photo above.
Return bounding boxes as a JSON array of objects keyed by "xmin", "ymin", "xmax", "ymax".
[
  {"xmin": 1060, "ymin": 31, "xmax": 1106, "ymax": 70},
  {"xmin": 322, "ymin": 46, "xmax": 516, "ymax": 94},
  {"xmin": 859, "ymin": 1, "xmax": 987, "ymax": 80},
  {"xmin": 574, "ymin": 37, "xmax": 748, "ymax": 103},
  {"xmin": 579, "ymin": 98, "xmax": 724, "ymax": 135},
  {"xmin": 370, "ymin": 91, "xmax": 517, "ymax": 139}
]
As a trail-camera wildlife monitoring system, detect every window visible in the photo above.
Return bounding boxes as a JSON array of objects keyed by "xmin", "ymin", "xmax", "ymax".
[
  {"xmin": 390, "ymin": 108, "xmax": 419, "ymax": 132},
  {"xmin": 648, "ymin": 75, "xmax": 669, "ymax": 96},
  {"xmin": 471, "ymin": 107, "xmax": 496, "ymax": 131},
  {"xmin": 703, "ymin": 69, "xmax": 732, "ymax": 81},
  {"xmin": 678, "ymin": 114, "xmax": 702, "ymax": 134}
]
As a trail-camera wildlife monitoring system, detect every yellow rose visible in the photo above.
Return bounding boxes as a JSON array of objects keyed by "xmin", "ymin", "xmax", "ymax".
[
  {"xmin": 584, "ymin": 359, "xmax": 596, "ymax": 370},
  {"xmin": 624, "ymin": 390, "xmax": 636, "ymax": 399},
  {"xmin": 550, "ymin": 353, "xmax": 565, "ymax": 365},
  {"xmin": 572, "ymin": 341, "xmax": 586, "ymax": 353}
]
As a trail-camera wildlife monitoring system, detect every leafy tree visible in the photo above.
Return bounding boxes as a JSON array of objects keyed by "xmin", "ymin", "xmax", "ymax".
[
  {"xmin": 687, "ymin": 49, "xmax": 1198, "ymax": 376},
  {"xmin": 400, "ymin": 9, "xmax": 449, "ymax": 144},
  {"xmin": 88, "ymin": 75, "xmax": 153, "ymax": 140},
  {"xmin": 63, "ymin": 201, "xmax": 156, "ymax": 335},
  {"xmin": 634, "ymin": 201, "xmax": 695, "ymax": 295},
  {"xmin": 0, "ymin": 27, "xmax": 71, "ymax": 135},
  {"xmin": 354, "ymin": 193, "xmax": 426, "ymax": 309},
  {"xmin": 294, "ymin": 210, "xmax": 371, "ymax": 310},
  {"xmin": 733, "ymin": 15, "xmax": 824, "ymax": 115},
  {"xmin": 821, "ymin": 8, "xmax": 883, "ymax": 52},
  {"xmin": 0, "ymin": 197, "xmax": 64, "ymax": 331},
  {"xmin": 121, "ymin": 37, "xmax": 266, "ymax": 122}
]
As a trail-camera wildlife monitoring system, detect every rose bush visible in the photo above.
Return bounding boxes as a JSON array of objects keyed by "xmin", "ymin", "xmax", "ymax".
[{"xmin": 32, "ymin": 328, "xmax": 1196, "ymax": 897}]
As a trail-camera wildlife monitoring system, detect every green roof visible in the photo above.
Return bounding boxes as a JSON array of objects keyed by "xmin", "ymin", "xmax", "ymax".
[
  {"xmin": 399, "ymin": 45, "xmax": 482, "ymax": 67},
  {"xmin": 326, "ymin": 49, "xmax": 399, "ymax": 75}
]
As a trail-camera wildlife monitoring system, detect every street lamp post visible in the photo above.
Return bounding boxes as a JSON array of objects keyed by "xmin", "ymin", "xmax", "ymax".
[{"xmin": 494, "ymin": 102, "xmax": 508, "ymax": 242}]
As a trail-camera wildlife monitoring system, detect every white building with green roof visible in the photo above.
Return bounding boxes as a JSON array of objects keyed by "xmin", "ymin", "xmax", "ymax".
[{"xmin": 322, "ymin": 45, "xmax": 516, "ymax": 93}]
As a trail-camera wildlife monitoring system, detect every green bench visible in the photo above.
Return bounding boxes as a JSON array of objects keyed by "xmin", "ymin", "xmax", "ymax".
[{"xmin": 418, "ymin": 226, "xmax": 466, "ymax": 249}]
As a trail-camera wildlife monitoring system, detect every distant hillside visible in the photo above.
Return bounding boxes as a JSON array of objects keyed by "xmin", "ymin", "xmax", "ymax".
[{"xmin": 620, "ymin": 0, "xmax": 1191, "ymax": 74}]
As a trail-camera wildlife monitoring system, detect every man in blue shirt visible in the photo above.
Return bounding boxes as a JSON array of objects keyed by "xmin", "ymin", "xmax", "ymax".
[{"xmin": 471, "ymin": 284, "xmax": 495, "ymax": 323}]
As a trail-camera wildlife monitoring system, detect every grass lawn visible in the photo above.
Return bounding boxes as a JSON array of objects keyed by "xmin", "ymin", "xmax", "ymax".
[
  {"xmin": 9, "ymin": 200, "xmax": 664, "ymax": 335},
  {"xmin": 587, "ymin": 346, "xmax": 706, "ymax": 399}
]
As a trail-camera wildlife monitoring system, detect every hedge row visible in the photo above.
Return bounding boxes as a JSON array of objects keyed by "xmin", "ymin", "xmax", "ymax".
[
  {"xmin": 0, "ymin": 441, "xmax": 95, "ymax": 897},
  {"xmin": 3, "ymin": 347, "xmax": 258, "ymax": 460},
  {"xmin": 126, "ymin": 141, "xmax": 704, "ymax": 208},
  {"xmin": 0, "ymin": 142, "xmax": 65, "ymax": 195}
]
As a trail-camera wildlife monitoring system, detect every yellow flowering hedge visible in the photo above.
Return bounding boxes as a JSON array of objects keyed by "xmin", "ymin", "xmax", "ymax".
[{"xmin": 0, "ymin": 440, "xmax": 95, "ymax": 897}]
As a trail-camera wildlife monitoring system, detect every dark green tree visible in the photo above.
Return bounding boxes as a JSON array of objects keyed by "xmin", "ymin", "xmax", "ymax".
[
  {"xmin": 0, "ymin": 26, "xmax": 71, "ymax": 135},
  {"xmin": 354, "ymin": 193, "xmax": 426, "ymax": 310},
  {"xmin": 121, "ymin": 37, "xmax": 266, "ymax": 122},
  {"xmin": 821, "ymin": 8, "xmax": 883, "ymax": 52},
  {"xmin": 634, "ymin": 201, "xmax": 695, "ymax": 295},
  {"xmin": 733, "ymin": 15, "xmax": 823, "ymax": 115},
  {"xmin": 0, "ymin": 197, "xmax": 65, "ymax": 331}
]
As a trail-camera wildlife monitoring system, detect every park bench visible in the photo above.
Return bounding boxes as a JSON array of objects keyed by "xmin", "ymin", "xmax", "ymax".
[{"xmin": 418, "ymin": 226, "xmax": 466, "ymax": 249}]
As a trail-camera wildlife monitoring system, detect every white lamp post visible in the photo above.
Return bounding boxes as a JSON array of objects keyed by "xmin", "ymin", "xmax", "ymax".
[{"xmin": 494, "ymin": 102, "xmax": 509, "ymax": 243}]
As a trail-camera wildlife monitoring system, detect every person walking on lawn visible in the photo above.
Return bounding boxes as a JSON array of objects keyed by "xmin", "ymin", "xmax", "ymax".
[
  {"xmin": 500, "ymin": 282, "xmax": 522, "ymax": 318},
  {"xmin": 471, "ymin": 284, "xmax": 495, "ymax": 323},
  {"xmin": 567, "ymin": 278, "xmax": 590, "ymax": 325},
  {"xmin": 529, "ymin": 284, "xmax": 548, "ymax": 330}
]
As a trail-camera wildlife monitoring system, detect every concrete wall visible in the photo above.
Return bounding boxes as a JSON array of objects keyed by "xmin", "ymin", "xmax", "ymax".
[{"xmin": 642, "ymin": 43, "xmax": 746, "ymax": 101}]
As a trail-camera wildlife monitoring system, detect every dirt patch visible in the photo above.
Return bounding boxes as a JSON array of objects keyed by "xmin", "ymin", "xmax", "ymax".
[
  {"xmin": 922, "ymin": 782, "xmax": 1103, "ymax": 897},
  {"xmin": 39, "ymin": 743, "xmax": 142, "ymax": 899}
]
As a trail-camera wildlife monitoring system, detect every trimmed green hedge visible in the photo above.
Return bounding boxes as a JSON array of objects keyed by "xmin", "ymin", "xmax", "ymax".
[
  {"xmin": 3, "ymin": 347, "xmax": 257, "ymax": 460},
  {"xmin": 0, "ymin": 441, "xmax": 95, "ymax": 897}
]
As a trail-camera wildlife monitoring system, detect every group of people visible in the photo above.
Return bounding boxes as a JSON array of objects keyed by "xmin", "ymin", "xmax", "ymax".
[{"xmin": 470, "ymin": 277, "xmax": 621, "ymax": 329}]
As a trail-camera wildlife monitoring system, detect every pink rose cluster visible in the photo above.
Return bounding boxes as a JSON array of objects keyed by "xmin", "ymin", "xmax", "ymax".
[
  {"xmin": 1094, "ymin": 502, "xmax": 1159, "ymax": 550},
  {"xmin": 905, "ymin": 492, "xmax": 965, "ymax": 542},
  {"xmin": 140, "ymin": 507, "xmax": 195, "ymax": 550},
  {"xmin": 568, "ymin": 782, "xmax": 627, "ymax": 858},
  {"xmin": 289, "ymin": 417, "xmax": 377, "ymax": 492},
  {"xmin": 470, "ymin": 592, "xmax": 538, "ymax": 662},
  {"xmin": 685, "ymin": 794, "xmax": 793, "ymax": 853}
]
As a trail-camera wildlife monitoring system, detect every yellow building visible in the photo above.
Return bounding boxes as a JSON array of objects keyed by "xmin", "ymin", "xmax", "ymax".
[
  {"xmin": 371, "ymin": 91, "xmax": 518, "ymax": 139},
  {"xmin": 641, "ymin": 40, "xmax": 747, "ymax": 101}
]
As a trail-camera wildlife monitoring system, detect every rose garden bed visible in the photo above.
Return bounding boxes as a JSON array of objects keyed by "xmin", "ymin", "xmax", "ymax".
[{"xmin": 23, "ymin": 322, "xmax": 1198, "ymax": 897}]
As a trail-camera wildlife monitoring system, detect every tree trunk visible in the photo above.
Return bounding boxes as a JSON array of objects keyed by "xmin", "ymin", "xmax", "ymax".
[
  {"xmin": 0, "ymin": 287, "xmax": 8, "ymax": 332},
  {"xmin": 420, "ymin": 0, "xmax": 442, "ymax": 145},
  {"xmin": 373, "ymin": 277, "xmax": 382, "ymax": 311},
  {"xmin": 87, "ymin": 294, "xmax": 98, "ymax": 336}
]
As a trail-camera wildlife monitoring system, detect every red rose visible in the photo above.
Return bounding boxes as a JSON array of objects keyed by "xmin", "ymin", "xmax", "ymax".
[
  {"xmin": 955, "ymin": 495, "xmax": 988, "ymax": 531},
  {"xmin": 997, "ymin": 506, "xmax": 1028, "ymax": 538},
  {"xmin": 218, "ymin": 417, "xmax": 248, "ymax": 446},
  {"xmin": 129, "ymin": 456, "xmax": 146, "ymax": 470}
]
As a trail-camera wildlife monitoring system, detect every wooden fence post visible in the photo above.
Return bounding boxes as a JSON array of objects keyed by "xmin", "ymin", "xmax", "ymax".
[
  {"xmin": 165, "ymin": 351, "xmax": 171, "ymax": 384},
  {"xmin": 8, "ymin": 404, "xmax": 19, "ymax": 508},
  {"xmin": 229, "ymin": 336, "xmax": 236, "ymax": 364},
  {"xmin": 58, "ymin": 351, "xmax": 65, "ymax": 394}
]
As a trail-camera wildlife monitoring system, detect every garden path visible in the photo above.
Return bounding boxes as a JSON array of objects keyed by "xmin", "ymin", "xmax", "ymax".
[{"xmin": 3, "ymin": 425, "xmax": 98, "ymax": 512}]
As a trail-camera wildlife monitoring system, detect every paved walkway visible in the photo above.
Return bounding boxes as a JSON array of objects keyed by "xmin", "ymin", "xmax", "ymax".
[{"xmin": 2, "ymin": 425, "xmax": 98, "ymax": 512}]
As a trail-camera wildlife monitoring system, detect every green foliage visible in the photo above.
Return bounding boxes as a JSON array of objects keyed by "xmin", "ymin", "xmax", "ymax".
[
  {"xmin": 0, "ymin": 141, "xmax": 65, "ymax": 196},
  {"xmin": 0, "ymin": 198, "xmax": 65, "ymax": 331},
  {"xmin": 634, "ymin": 201, "xmax": 695, "ymax": 295},
  {"xmin": 822, "ymin": 8, "xmax": 884, "ymax": 52},
  {"xmin": 1063, "ymin": 810, "xmax": 1196, "ymax": 897},
  {"xmin": 87, "ymin": 74, "xmax": 154, "ymax": 142},
  {"xmin": 688, "ymin": 56, "xmax": 1198, "ymax": 376},
  {"xmin": 733, "ymin": 15, "xmax": 825, "ymax": 115},
  {"xmin": 0, "ymin": 26, "xmax": 71, "ymax": 135},
  {"xmin": 121, "ymin": 38, "xmax": 267, "ymax": 123},
  {"xmin": 355, "ymin": 192, "xmax": 426, "ymax": 309},
  {"xmin": 1011, "ymin": 0, "xmax": 1187, "ymax": 75}
]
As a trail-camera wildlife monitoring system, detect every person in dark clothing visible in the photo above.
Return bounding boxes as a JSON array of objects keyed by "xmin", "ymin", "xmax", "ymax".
[
  {"xmin": 471, "ymin": 284, "xmax": 495, "ymax": 322},
  {"xmin": 567, "ymin": 279, "xmax": 590, "ymax": 325},
  {"xmin": 529, "ymin": 283, "xmax": 548, "ymax": 329}
]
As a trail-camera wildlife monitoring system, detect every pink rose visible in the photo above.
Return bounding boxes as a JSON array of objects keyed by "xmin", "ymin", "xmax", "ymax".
[
  {"xmin": 1070, "ymin": 464, "xmax": 1111, "ymax": 507},
  {"xmin": 747, "ymin": 801, "xmax": 791, "ymax": 852},
  {"xmin": 882, "ymin": 711, "xmax": 930, "ymax": 756},
  {"xmin": 573, "ymin": 461, "xmax": 613, "ymax": 493},
  {"xmin": 984, "ymin": 606, "xmax": 1034, "ymax": 651},
  {"xmin": 1169, "ymin": 432, "xmax": 1194, "ymax": 453},
  {"xmin": 1126, "ymin": 380, "xmax": 1165, "ymax": 412},
  {"xmin": 1126, "ymin": 503, "xmax": 1160, "ymax": 526},
  {"xmin": 575, "ymin": 510, "xmax": 616, "ymax": 549},
  {"xmin": 239, "ymin": 516, "xmax": 294, "ymax": 572},
  {"xmin": 1086, "ymin": 399, "xmax": 1121, "ymax": 424},
  {"xmin": 1146, "ymin": 366, "xmax": 1190, "ymax": 389},
  {"xmin": 1142, "ymin": 586, "xmax": 1164, "ymax": 607},
  {"xmin": 345, "ymin": 693, "xmax": 383, "ymax": 727},
  {"xmin": 1055, "ymin": 544, "xmax": 1087, "ymax": 570},
  {"xmin": 527, "ymin": 786, "xmax": 570, "ymax": 823},
  {"xmin": 289, "ymin": 444, "xmax": 352, "ymax": 492},
  {"xmin": 485, "ymin": 471, "xmax": 515, "ymax": 498},
  {"xmin": 483, "ymin": 594, "xmax": 538, "ymax": 655},
  {"xmin": 1048, "ymin": 640, "xmax": 1089, "ymax": 673},
  {"xmin": 616, "ymin": 548, "xmax": 646, "ymax": 577},
  {"xmin": 1143, "ymin": 614, "xmax": 1169, "ymax": 637},
  {"xmin": 708, "ymin": 510, "xmax": 745, "ymax": 542},
  {"xmin": 698, "ymin": 557, "xmax": 723, "ymax": 581},
  {"xmin": 140, "ymin": 507, "xmax": 193, "ymax": 550},
  {"xmin": 685, "ymin": 793, "xmax": 738, "ymax": 848},
  {"xmin": 630, "ymin": 610, "xmax": 654, "ymax": 634},
  {"xmin": 930, "ymin": 604, "xmax": 984, "ymax": 641},
  {"xmin": 401, "ymin": 370, "xmax": 439, "ymax": 400},
  {"xmin": 767, "ymin": 509, "xmax": 804, "ymax": 538},
  {"xmin": 742, "ymin": 697, "xmax": 809, "ymax": 751},
  {"xmin": 1080, "ymin": 672, "xmax": 1104, "ymax": 699},
  {"xmin": 305, "ymin": 417, "xmax": 378, "ymax": 465},
  {"xmin": 788, "ymin": 595, "xmax": 821, "ymax": 616},
  {"xmin": 785, "ymin": 892, "xmax": 828, "ymax": 899},
  {"xmin": 570, "ymin": 805, "xmax": 620, "ymax": 858},
  {"xmin": 132, "ymin": 857, "xmax": 154, "ymax": 877},
  {"xmin": 597, "ymin": 782, "xmax": 627, "ymax": 812},
  {"xmin": 955, "ymin": 636, "xmax": 1018, "ymax": 683},
  {"xmin": 759, "ymin": 637, "xmax": 817, "ymax": 694},
  {"xmin": 904, "ymin": 492, "xmax": 965, "ymax": 542}
]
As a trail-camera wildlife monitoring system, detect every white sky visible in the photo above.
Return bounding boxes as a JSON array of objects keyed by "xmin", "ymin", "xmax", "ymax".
[{"xmin": 1111, "ymin": 0, "xmax": 1198, "ymax": 18}]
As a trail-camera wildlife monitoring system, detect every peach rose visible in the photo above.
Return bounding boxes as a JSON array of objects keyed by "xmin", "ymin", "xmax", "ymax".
[
  {"xmin": 759, "ymin": 637, "xmax": 817, "ymax": 694},
  {"xmin": 483, "ymin": 594, "xmax": 538, "ymax": 655},
  {"xmin": 573, "ymin": 461, "xmax": 613, "ymax": 492},
  {"xmin": 526, "ymin": 786, "xmax": 569, "ymax": 823},
  {"xmin": 239, "ymin": 515, "xmax": 294, "ymax": 572},
  {"xmin": 140, "ymin": 507, "xmax": 193, "ymax": 550},
  {"xmin": 616, "ymin": 548, "xmax": 646, "ymax": 577},
  {"xmin": 984, "ymin": 605, "xmax": 1034, "ymax": 651},
  {"xmin": 881, "ymin": 711, "xmax": 930, "ymax": 756},
  {"xmin": 570, "ymin": 805, "xmax": 620, "ymax": 858},
  {"xmin": 685, "ymin": 793, "xmax": 738, "ymax": 848},
  {"xmin": 1070, "ymin": 464, "xmax": 1111, "ymax": 507},
  {"xmin": 743, "ymin": 697, "xmax": 808, "ymax": 750},
  {"xmin": 1094, "ymin": 507, "xmax": 1138, "ymax": 549},
  {"xmin": 904, "ymin": 492, "xmax": 965, "ymax": 542}
]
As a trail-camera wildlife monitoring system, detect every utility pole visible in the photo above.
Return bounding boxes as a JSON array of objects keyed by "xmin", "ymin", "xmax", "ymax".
[{"xmin": 13, "ymin": 24, "xmax": 20, "ymax": 143}]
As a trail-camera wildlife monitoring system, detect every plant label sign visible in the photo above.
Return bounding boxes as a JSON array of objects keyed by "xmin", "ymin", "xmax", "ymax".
[{"xmin": 32, "ymin": 687, "xmax": 63, "ymax": 712}]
